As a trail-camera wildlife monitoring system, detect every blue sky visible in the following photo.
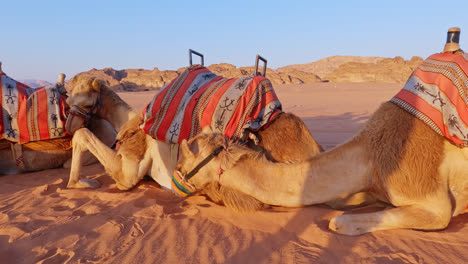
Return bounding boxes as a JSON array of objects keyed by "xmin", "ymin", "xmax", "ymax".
[{"xmin": 2, "ymin": 0, "xmax": 467, "ymax": 82}]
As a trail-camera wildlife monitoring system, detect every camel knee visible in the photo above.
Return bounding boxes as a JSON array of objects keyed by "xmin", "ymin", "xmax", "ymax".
[
  {"xmin": 110, "ymin": 170, "xmax": 139, "ymax": 191},
  {"xmin": 72, "ymin": 128, "xmax": 91, "ymax": 144},
  {"xmin": 426, "ymin": 207, "xmax": 452, "ymax": 230}
]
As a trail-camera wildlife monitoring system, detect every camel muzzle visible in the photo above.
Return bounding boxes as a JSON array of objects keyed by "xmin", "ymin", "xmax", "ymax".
[
  {"xmin": 171, "ymin": 170, "xmax": 197, "ymax": 197},
  {"xmin": 65, "ymin": 97, "xmax": 103, "ymax": 134}
]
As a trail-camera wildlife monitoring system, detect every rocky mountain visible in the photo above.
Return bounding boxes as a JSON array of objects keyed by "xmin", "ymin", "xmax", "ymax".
[
  {"xmin": 19, "ymin": 79, "xmax": 53, "ymax": 88},
  {"xmin": 75, "ymin": 55, "xmax": 425, "ymax": 92},
  {"xmin": 277, "ymin": 55, "xmax": 385, "ymax": 79},
  {"xmin": 324, "ymin": 56, "xmax": 423, "ymax": 83},
  {"xmin": 78, "ymin": 67, "xmax": 179, "ymax": 92},
  {"xmin": 76, "ymin": 64, "xmax": 322, "ymax": 92}
]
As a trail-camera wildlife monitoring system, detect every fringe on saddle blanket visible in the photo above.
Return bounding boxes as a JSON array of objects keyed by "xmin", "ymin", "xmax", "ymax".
[
  {"xmin": 141, "ymin": 65, "xmax": 283, "ymax": 144},
  {"xmin": 391, "ymin": 52, "xmax": 468, "ymax": 147}
]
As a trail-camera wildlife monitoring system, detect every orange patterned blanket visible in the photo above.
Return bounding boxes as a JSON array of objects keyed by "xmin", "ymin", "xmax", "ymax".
[
  {"xmin": 141, "ymin": 66, "xmax": 282, "ymax": 144},
  {"xmin": 0, "ymin": 73, "xmax": 68, "ymax": 143},
  {"xmin": 391, "ymin": 52, "xmax": 468, "ymax": 147}
]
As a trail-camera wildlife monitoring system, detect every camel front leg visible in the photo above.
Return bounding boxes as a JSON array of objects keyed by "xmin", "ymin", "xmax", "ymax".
[
  {"xmin": 329, "ymin": 195, "xmax": 452, "ymax": 235},
  {"xmin": 68, "ymin": 128, "xmax": 120, "ymax": 189},
  {"xmin": 63, "ymin": 118, "xmax": 116, "ymax": 168}
]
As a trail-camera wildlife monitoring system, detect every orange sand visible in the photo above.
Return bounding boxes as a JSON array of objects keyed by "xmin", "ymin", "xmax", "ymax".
[{"xmin": 0, "ymin": 82, "xmax": 467, "ymax": 263}]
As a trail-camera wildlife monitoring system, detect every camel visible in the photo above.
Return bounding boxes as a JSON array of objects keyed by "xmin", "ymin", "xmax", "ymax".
[
  {"xmin": 174, "ymin": 29, "xmax": 468, "ymax": 235},
  {"xmin": 0, "ymin": 63, "xmax": 116, "ymax": 174},
  {"xmin": 176, "ymin": 101, "xmax": 468, "ymax": 235},
  {"xmin": 64, "ymin": 73, "xmax": 323, "ymax": 190}
]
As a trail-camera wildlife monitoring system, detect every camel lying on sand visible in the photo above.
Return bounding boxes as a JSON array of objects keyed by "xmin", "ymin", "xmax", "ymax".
[
  {"xmin": 175, "ymin": 39, "xmax": 468, "ymax": 234},
  {"xmin": 0, "ymin": 66, "xmax": 115, "ymax": 174},
  {"xmin": 176, "ymin": 101, "xmax": 468, "ymax": 235},
  {"xmin": 65, "ymin": 74, "xmax": 323, "ymax": 189}
]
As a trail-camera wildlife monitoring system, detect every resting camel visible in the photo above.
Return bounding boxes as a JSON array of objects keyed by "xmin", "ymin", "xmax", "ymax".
[
  {"xmin": 0, "ymin": 63, "xmax": 116, "ymax": 174},
  {"xmin": 174, "ymin": 30, "xmax": 468, "ymax": 235},
  {"xmin": 65, "ymin": 74, "xmax": 323, "ymax": 189}
]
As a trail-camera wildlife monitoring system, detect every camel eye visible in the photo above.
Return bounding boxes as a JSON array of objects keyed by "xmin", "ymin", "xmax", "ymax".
[
  {"xmin": 83, "ymin": 104, "xmax": 94, "ymax": 109},
  {"xmin": 189, "ymin": 141, "xmax": 201, "ymax": 155}
]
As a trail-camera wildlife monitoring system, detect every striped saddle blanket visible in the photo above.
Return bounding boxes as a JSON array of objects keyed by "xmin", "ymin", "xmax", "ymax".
[
  {"xmin": 391, "ymin": 52, "xmax": 468, "ymax": 147},
  {"xmin": 0, "ymin": 73, "xmax": 68, "ymax": 143},
  {"xmin": 141, "ymin": 66, "xmax": 282, "ymax": 144}
]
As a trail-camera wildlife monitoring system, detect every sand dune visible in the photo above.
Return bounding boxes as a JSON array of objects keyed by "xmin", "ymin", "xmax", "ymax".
[{"xmin": 0, "ymin": 82, "xmax": 467, "ymax": 263}]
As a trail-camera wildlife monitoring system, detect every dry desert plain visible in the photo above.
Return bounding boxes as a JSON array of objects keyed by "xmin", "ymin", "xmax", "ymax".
[{"xmin": 0, "ymin": 82, "xmax": 467, "ymax": 264}]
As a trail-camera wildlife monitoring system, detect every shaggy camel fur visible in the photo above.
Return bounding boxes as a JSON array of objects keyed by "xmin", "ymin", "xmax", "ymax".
[
  {"xmin": 176, "ymin": 102, "xmax": 468, "ymax": 235},
  {"xmin": 65, "ymin": 75, "xmax": 323, "ymax": 189},
  {"xmin": 0, "ymin": 75, "xmax": 116, "ymax": 174}
]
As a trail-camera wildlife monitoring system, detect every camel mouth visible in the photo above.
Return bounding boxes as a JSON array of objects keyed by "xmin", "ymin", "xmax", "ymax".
[
  {"xmin": 65, "ymin": 105, "xmax": 89, "ymax": 134},
  {"xmin": 171, "ymin": 170, "xmax": 196, "ymax": 197}
]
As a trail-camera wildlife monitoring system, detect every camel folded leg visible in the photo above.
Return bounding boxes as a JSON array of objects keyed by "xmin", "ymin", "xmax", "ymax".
[
  {"xmin": 64, "ymin": 118, "xmax": 117, "ymax": 169},
  {"xmin": 329, "ymin": 195, "xmax": 452, "ymax": 235},
  {"xmin": 68, "ymin": 128, "xmax": 121, "ymax": 189}
]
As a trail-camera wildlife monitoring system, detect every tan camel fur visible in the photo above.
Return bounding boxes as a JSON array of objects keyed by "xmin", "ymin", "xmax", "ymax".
[
  {"xmin": 65, "ymin": 75, "xmax": 323, "ymax": 190},
  {"xmin": 0, "ymin": 75, "xmax": 116, "ymax": 174},
  {"xmin": 176, "ymin": 102, "xmax": 468, "ymax": 235}
]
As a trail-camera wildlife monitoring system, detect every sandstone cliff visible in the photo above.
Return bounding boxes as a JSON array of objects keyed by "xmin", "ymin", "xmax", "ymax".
[
  {"xmin": 75, "ymin": 55, "xmax": 424, "ymax": 92},
  {"xmin": 324, "ymin": 56, "xmax": 423, "ymax": 83},
  {"xmin": 277, "ymin": 55, "xmax": 385, "ymax": 79},
  {"xmin": 77, "ymin": 64, "xmax": 321, "ymax": 91},
  {"xmin": 78, "ymin": 67, "xmax": 178, "ymax": 92}
]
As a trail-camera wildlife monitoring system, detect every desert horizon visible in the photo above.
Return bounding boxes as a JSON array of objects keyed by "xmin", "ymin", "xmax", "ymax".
[{"xmin": 16, "ymin": 54, "xmax": 422, "ymax": 89}]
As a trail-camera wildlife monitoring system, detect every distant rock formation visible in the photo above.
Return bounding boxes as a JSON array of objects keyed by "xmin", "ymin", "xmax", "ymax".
[
  {"xmin": 74, "ymin": 55, "xmax": 425, "ymax": 92},
  {"xmin": 77, "ymin": 64, "xmax": 322, "ymax": 92},
  {"xmin": 19, "ymin": 79, "xmax": 53, "ymax": 88},
  {"xmin": 77, "ymin": 67, "xmax": 178, "ymax": 92},
  {"xmin": 324, "ymin": 56, "xmax": 423, "ymax": 83},
  {"xmin": 277, "ymin": 55, "xmax": 385, "ymax": 79}
]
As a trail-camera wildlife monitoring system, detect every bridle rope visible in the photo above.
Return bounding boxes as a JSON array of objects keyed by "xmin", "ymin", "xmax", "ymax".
[{"xmin": 184, "ymin": 146, "xmax": 224, "ymax": 181}]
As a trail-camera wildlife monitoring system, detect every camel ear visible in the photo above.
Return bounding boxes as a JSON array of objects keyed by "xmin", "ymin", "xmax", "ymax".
[
  {"xmin": 180, "ymin": 139, "xmax": 194, "ymax": 157},
  {"xmin": 91, "ymin": 78, "xmax": 102, "ymax": 92},
  {"xmin": 202, "ymin": 126, "xmax": 213, "ymax": 134}
]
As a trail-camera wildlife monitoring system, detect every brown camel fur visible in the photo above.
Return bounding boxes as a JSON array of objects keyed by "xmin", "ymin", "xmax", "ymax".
[
  {"xmin": 176, "ymin": 102, "xmax": 468, "ymax": 235},
  {"xmin": 65, "ymin": 75, "xmax": 323, "ymax": 190}
]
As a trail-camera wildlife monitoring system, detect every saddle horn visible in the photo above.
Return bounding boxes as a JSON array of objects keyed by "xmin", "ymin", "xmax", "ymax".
[
  {"xmin": 57, "ymin": 73, "xmax": 66, "ymax": 85},
  {"xmin": 0, "ymin": 61, "xmax": 3, "ymax": 74},
  {"xmin": 443, "ymin": 27, "xmax": 462, "ymax": 53}
]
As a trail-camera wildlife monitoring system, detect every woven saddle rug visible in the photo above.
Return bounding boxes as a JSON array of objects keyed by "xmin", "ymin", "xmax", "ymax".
[
  {"xmin": 391, "ymin": 52, "xmax": 468, "ymax": 147},
  {"xmin": 0, "ymin": 72, "xmax": 68, "ymax": 143},
  {"xmin": 141, "ymin": 66, "xmax": 282, "ymax": 144}
]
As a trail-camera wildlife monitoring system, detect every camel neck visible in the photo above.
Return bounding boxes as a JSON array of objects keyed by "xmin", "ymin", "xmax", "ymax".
[
  {"xmin": 98, "ymin": 88, "xmax": 137, "ymax": 131},
  {"xmin": 220, "ymin": 139, "xmax": 371, "ymax": 207}
]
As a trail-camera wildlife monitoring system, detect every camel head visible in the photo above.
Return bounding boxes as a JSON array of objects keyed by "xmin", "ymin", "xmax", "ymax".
[
  {"xmin": 173, "ymin": 126, "xmax": 248, "ymax": 196},
  {"xmin": 65, "ymin": 75, "xmax": 104, "ymax": 134}
]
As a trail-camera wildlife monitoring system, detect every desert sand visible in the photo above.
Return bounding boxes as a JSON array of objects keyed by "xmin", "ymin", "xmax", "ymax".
[{"xmin": 1, "ymin": 82, "xmax": 467, "ymax": 264}]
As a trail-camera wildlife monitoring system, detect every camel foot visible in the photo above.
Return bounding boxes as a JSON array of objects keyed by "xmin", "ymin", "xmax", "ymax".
[
  {"xmin": 329, "ymin": 215, "xmax": 365, "ymax": 236},
  {"xmin": 67, "ymin": 178, "xmax": 101, "ymax": 189}
]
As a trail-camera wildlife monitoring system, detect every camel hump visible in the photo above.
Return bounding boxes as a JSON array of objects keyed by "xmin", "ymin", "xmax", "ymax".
[{"xmin": 444, "ymin": 27, "xmax": 462, "ymax": 53}]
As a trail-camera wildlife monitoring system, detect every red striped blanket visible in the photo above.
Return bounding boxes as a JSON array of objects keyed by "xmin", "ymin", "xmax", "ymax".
[
  {"xmin": 391, "ymin": 52, "xmax": 468, "ymax": 147},
  {"xmin": 141, "ymin": 66, "xmax": 282, "ymax": 144},
  {"xmin": 0, "ymin": 72, "xmax": 68, "ymax": 143}
]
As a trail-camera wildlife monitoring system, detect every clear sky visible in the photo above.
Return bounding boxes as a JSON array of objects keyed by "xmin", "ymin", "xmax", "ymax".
[{"xmin": 2, "ymin": 0, "xmax": 467, "ymax": 82}]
